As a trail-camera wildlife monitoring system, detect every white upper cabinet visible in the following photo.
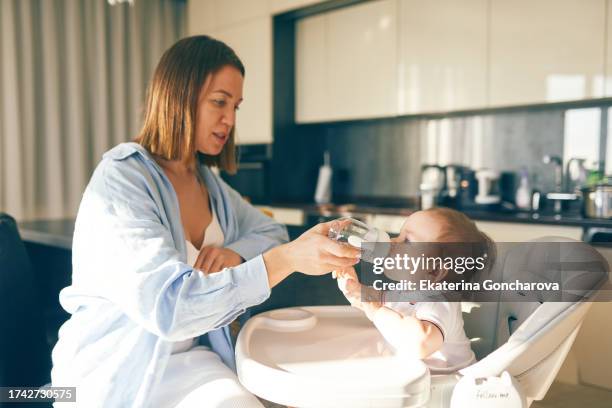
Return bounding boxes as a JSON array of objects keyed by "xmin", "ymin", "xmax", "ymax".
[
  {"xmin": 187, "ymin": 0, "xmax": 269, "ymax": 32},
  {"xmin": 489, "ymin": 0, "xmax": 606, "ymax": 106},
  {"xmin": 327, "ymin": 0, "xmax": 398, "ymax": 120},
  {"xmin": 398, "ymin": 0, "xmax": 487, "ymax": 114},
  {"xmin": 189, "ymin": 0, "xmax": 610, "ymax": 129},
  {"xmin": 187, "ymin": 0, "xmax": 216, "ymax": 33},
  {"xmin": 270, "ymin": 0, "xmax": 327, "ymax": 15},
  {"xmin": 211, "ymin": 18, "xmax": 273, "ymax": 144},
  {"xmin": 296, "ymin": 0, "xmax": 398, "ymax": 123},
  {"xmin": 296, "ymin": 13, "xmax": 328, "ymax": 123},
  {"xmin": 605, "ymin": 0, "xmax": 612, "ymax": 96},
  {"xmin": 188, "ymin": 0, "xmax": 272, "ymax": 144}
]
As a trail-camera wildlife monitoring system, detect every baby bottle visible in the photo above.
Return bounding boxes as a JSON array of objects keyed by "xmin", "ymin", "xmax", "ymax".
[{"xmin": 328, "ymin": 217, "xmax": 391, "ymax": 262}]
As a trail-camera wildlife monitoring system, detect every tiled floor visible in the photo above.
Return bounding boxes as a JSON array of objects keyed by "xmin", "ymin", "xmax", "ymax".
[
  {"xmin": 259, "ymin": 382, "xmax": 612, "ymax": 407},
  {"xmin": 532, "ymin": 382, "xmax": 612, "ymax": 408}
]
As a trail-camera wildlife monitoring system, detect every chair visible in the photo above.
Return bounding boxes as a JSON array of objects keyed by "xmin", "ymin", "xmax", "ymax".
[
  {"xmin": 0, "ymin": 213, "xmax": 50, "ymax": 387},
  {"xmin": 236, "ymin": 237, "xmax": 609, "ymax": 407},
  {"xmin": 442, "ymin": 237, "xmax": 610, "ymax": 406}
]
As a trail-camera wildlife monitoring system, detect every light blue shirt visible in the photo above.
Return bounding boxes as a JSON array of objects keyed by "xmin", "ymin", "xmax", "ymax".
[{"xmin": 51, "ymin": 142, "xmax": 288, "ymax": 407}]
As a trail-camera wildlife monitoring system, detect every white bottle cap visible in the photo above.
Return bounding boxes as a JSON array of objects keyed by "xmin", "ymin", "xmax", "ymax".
[{"xmin": 347, "ymin": 235, "xmax": 365, "ymax": 248}]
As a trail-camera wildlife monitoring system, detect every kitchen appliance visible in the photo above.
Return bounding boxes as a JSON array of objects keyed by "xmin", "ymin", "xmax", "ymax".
[
  {"xmin": 443, "ymin": 165, "xmax": 467, "ymax": 206},
  {"xmin": 420, "ymin": 164, "xmax": 445, "ymax": 209},
  {"xmin": 514, "ymin": 168, "xmax": 531, "ymax": 210},
  {"xmin": 221, "ymin": 144, "xmax": 271, "ymax": 204},
  {"xmin": 314, "ymin": 151, "xmax": 332, "ymax": 204},
  {"xmin": 500, "ymin": 171, "xmax": 517, "ymax": 205},
  {"xmin": 475, "ymin": 169, "xmax": 501, "ymax": 205},
  {"xmin": 531, "ymin": 190, "xmax": 542, "ymax": 212},
  {"xmin": 582, "ymin": 182, "xmax": 612, "ymax": 219},
  {"xmin": 566, "ymin": 158, "xmax": 587, "ymax": 193},
  {"xmin": 457, "ymin": 169, "xmax": 478, "ymax": 209}
]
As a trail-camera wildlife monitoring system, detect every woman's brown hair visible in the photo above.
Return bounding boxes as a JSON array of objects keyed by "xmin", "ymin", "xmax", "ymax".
[{"xmin": 135, "ymin": 35, "xmax": 244, "ymax": 174}]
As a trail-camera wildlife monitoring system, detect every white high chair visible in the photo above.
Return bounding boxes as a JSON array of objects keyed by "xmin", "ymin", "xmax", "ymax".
[{"xmin": 236, "ymin": 238, "xmax": 608, "ymax": 407}]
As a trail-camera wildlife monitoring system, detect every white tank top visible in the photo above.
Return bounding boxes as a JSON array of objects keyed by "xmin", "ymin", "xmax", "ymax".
[
  {"xmin": 171, "ymin": 203, "xmax": 225, "ymax": 354},
  {"xmin": 185, "ymin": 204, "xmax": 225, "ymax": 265}
]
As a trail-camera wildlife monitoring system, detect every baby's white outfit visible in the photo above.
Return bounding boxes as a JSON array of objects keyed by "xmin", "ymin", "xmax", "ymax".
[{"xmin": 375, "ymin": 301, "xmax": 476, "ymax": 373}]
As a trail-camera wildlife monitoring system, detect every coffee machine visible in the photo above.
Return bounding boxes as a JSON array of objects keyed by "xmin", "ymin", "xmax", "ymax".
[
  {"xmin": 475, "ymin": 169, "xmax": 501, "ymax": 205},
  {"xmin": 442, "ymin": 165, "xmax": 469, "ymax": 207},
  {"xmin": 419, "ymin": 164, "xmax": 445, "ymax": 209}
]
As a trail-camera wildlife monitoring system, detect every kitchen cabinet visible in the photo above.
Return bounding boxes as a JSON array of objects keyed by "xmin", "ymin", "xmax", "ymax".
[
  {"xmin": 270, "ymin": 0, "xmax": 327, "ymax": 15},
  {"xmin": 188, "ymin": 0, "xmax": 273, "ymax": 144},
  {"xmin": 296, "ymin": 0, "xmax": 398, "ymax": 123},
  {"xmin": 572, "ymin": 291, "xmax": 612, "ymax": 390},
  {"xmin": 255, "ymin": 206, "xmax": 305, "ymax": 226},
  {"xmin": 295, "ymin": 13, "xmax": 327, "ymax": 123},
  {"xmin": 296, "ymin": 0, "xmax": 487, "ymax": 120},
  {"xmin": 551, "ymin": 243, "xmax": 612, "ymax": 390},
  {"xmin": 474, "ymin": 221, "xmax": 583, "ymax": 241},
  {"xmin": 295, "ymin": 0, "xmax": 608, "ymax": 120},
  {"xmin": 187, "ymin": 0, "xmax": 268, "ymax": 32},
  {"xmin": 398, "ymin": 0, "xmax": 487, "ymax": 114},
  {"xmin": 326, "ymin": 0, "xmax": 398, "ymax": 121},
  {"xmin": 605, "ymin": 0, "xmax": 612, "ymax": 96},
  {"xmin": 187, "ymin": 1, "xmax": 216, "ymax": 33},
  {"xmin": 489, "ymin": 0, "xmax": 606, "ymax": 106},
  {"xmin": 211, "ymin": 18, "xmax": 273, "ymax": 144}
]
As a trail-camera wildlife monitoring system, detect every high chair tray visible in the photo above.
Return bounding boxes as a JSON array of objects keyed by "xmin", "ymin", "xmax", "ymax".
[{"xmin": 236, "ymin": 306, "xmax": 431, "ymax": 408}]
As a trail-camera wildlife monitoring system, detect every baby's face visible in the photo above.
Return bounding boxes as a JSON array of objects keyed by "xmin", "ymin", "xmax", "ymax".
[
  {"xmin": 399, "ymin": 211, "xmax": 444, "ymax": 243},
  {"xmin": 384, "ymin": 211, "xmax": 446, "ymax": 283}
]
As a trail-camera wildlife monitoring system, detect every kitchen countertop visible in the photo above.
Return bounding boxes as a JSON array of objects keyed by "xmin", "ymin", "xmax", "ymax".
[
  {"xmin": 15, "ymin": 204, "xmax": 612, "ymax": 251},
  {"xmin": 18, "ymin": 218, "xmax": 74, "ymax": 250},
  {"xmin": 458, "ymin": 208, "xmax": 612, "ymax": 229},
  {"xmin": 263, "ymin": 202, "xmax": 612, "ymax": 229}
]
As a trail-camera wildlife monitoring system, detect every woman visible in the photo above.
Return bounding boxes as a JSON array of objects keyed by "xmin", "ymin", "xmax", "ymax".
[{"xmin": 51, "ymin": 36, "xmax": 360, "ymax": 408}]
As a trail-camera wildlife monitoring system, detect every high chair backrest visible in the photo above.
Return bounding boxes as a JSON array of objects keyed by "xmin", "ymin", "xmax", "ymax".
[
  {"xmin": 462, "ymin": 301, "xmax": 542, "ymax": 361},
  {"xmin": 461, "ymin": 238, "xmax": 541, "ymax": 360},
  {"xmin": 462, "ymin": 237, "xmax": 608, "ymax": 360},
  {"xmin": 459, "ymin": 237, "xmax": 609, "ymax": 402}
]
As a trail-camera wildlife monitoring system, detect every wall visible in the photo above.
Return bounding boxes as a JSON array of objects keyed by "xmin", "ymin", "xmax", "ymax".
[{"xmin": 273, "ymin": 105, "xmax": 581, "ymax": 204}]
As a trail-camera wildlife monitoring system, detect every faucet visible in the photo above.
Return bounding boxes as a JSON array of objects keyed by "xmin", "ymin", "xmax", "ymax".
[{"xmin": 565, "ymin": 157, "xmax": 587, "ymax": 193}]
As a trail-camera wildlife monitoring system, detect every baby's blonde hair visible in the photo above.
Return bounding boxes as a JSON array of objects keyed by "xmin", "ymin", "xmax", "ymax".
[{"xmin": 423, "ymin": 207, "xmax": 496, "ymax": 282}]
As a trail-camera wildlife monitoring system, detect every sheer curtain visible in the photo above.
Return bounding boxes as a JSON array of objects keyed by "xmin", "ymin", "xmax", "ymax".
[{"xmin": 0, "ymin": 0, "xmax": 185, "ymax": 220}]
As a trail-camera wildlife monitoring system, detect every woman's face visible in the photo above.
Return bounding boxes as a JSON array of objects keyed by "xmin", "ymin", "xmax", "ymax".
[{"xmin": 195, "ymin": 65, "xmax": 244, "ymax": 156}]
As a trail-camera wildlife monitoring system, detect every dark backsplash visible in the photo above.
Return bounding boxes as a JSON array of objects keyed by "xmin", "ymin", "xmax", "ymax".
[{"xmin": 270, "ymin": 106, "xmax": 578, "ymax": 204}]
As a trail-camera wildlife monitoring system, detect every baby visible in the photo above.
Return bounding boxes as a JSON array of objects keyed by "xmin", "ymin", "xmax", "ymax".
[{"xmin": 336, "ymin": 207, "xmax": 496, "ymax": 373}]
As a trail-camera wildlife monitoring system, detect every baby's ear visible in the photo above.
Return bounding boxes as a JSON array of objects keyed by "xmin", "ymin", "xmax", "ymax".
[
  {"xmin": 394, "ymin": 218, "xmax": 410, "ymax": 241},
  {"xmin": 430, "ymin": 268, "xmax": 448, "ymax": 283}
]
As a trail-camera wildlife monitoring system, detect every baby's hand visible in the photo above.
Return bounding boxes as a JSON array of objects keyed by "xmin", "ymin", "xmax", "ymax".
[
  {"xmin": 334, "ymin": 267, "xmax": 382, "ymax": 321},
  {"xmin": 333, "ymin": 266, "xmax": 359, "ymax": 281}
]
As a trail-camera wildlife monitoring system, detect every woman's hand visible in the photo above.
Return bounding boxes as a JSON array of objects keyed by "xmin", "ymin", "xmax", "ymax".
[
  {"xmin": 262, "ymin": 221, "xmax": 361, "ymax": 287},
  {"xmin": 194, "ymin": 246, "xmax": 243, "ymax": 274}
]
